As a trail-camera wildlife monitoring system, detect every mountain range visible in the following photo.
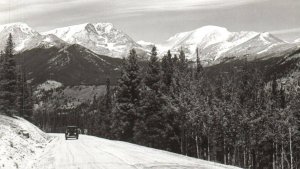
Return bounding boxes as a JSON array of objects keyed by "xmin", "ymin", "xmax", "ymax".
[
  {"xmin": 1, "ymin": 23, "xmax": 299, "ymax": 62},
  {"xmin": 0, "ymin": 22, "xmax": 300, "ymax": 86},
  {"xmin": 0, "ymin": 22, "xmax": 142, "ymax": 57}
]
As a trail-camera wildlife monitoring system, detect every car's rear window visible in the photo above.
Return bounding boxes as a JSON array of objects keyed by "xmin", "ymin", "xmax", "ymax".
[{"xmin": 67, "ymin": 127, "xmax": 77, "ymax": 132}]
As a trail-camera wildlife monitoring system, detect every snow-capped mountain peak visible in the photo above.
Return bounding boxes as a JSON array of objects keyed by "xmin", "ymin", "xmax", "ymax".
[
  {"xmin": 159, "ymin": 25, "xmax": 235, "ymax": 55},
  {"xmin": 294, "ymin": 38, "xmax": 300, "ymax": 43},
  {"xmin": 165, "ymin": 26, "xmax": 231, "ymax": 48},
  {"xmin": 0, "ymin": 22, "xmax": 67, "ymax": 52},
  {"xmin": 43, "ymin": 23, "xmax": 98, "ymax": 42},
  {"xmin": 158, "ymin": 25, "xmax": 296, "ymax": 65},
  {"xmin": 0, "ymin": 22, "xmax": 39, "ymax": 36},
  {"xmin": 0, "ymin": 22, "xmax": 42, "ymax": 52},
  {"xmin": 94, "ymin": 23, "xmax": 114, "ymax": 34},
  {"xmin": 256, "ymin": 32, "xmax": 284, "ymax": 44},
  {"xmin": 43, "ymin": 22, "xmax": 140, "ymax": 57},
  {"xmin": 0, "ymin": 22, "xmax": 145, "ymax": 58}
]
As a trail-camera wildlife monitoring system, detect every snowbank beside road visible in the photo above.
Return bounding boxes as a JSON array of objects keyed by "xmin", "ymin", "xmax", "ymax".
[{"xmin": 0, "ymin": 115, "xmax": 50, "ymax": 169}]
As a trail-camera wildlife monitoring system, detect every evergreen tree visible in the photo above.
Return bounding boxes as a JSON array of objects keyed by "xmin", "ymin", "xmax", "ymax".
[
  {"xmin": 112, "ymin": 49, "xmax": 141, "ymax": 141},
  {"xmin": 195, "ymin": 48, "xmax": 203, "ymax": 78},
  {"xmin": 0, "ymin": 51, "xmax": 4, "ymax": 62},
  {"xmin": 17, "ymin": 67, "xmax": 33, "ymax": 120},
  {"xmin": 178, "ymin": 49, "xmax": 187, "ymax": 71},
  {"xmin": 172, "ymin": 54, "xmax": 178, "ymax": 65},
  {"xmin": 96, "ymin": 78, "xmax": 113, "ymax": 138},
  {"xmin": 161, "ymin": 50, "xmax": 173, "ymax": 92},
  {"xmin": 0, "ymin": 34, "xmax": 18, "ymax": 116},
  {"xmin": 134, "ymin": 46, "xmax": 167, "ymax": 148},
  {"xmin": 105, "ymin": 78, "xmax": 112, "ymax": 110},
  {"xmin": 170, "ymin": 49, "xmax": 194, "ymax": 154},
  {"xmin": 144, "ymin": 46, "xmax": 160, "ymax": 92}
]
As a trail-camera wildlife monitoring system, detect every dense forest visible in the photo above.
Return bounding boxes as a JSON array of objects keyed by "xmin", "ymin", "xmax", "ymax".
[
  {"xmin": 1, "ymin": 34, "xmax": 300, "ymax": 169},
  {"xmin": 106, "ymin": 47, "xmax": 300, "ymax": 169},
  {"xmin": 34, "ymin": 46, "xmax": 300, "ymax": 169}
]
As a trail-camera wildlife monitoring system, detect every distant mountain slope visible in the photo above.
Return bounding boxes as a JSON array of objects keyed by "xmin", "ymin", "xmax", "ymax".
[
  {"xmin": 159, "ymin": 26, "xmax": 298, "ymax": 65},
  {"xmin": 43, "ymin": 23, "xmax": 142, "ymax": 58},
  {"xmin": 15, "ymin": 44, "xmax": 122, "ymax": 86},
  {"xmin": 0, "ymin": 23, "xmax": 66, "ymax": 52},
  {"xmin": 204, "ymin": 47, "xmax": 300, "ymax": 84}
]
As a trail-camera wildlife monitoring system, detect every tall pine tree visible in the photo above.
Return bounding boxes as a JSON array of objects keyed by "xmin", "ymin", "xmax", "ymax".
[
  {"xmin": 134, "ymin": 46, "xmax": 167, "ymax": 148},
  {"xmin": 17, "ymin": 67, "xmax": 33, "ymax": 120},
  {"xmin": 0, "ymin": 34, "xmax": 18, "ymax": 116},
  {"xmin": 112, "ymin": 49, "xmax": 141, "ymax": 142},
  {"xmin": 161, "ymin": 50, "xmax": 173, "ymax": 92},
  {"xmin": 195, "ymin": 47, "xmax": 203, "ymax": 79}
]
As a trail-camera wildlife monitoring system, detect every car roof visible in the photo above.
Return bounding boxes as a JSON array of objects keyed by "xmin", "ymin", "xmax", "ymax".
[{"xmin": 67, "ymin": 126, "xmax": 78, "ymax": 128}]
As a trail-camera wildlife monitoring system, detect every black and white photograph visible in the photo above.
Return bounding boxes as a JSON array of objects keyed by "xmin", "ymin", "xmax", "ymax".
[{"xmin": 0, "ymin": 0, "xmax": 300, "ymax": 169}]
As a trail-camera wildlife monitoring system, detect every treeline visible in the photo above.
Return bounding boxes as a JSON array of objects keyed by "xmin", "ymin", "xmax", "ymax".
[
  {"xmin": 0, "ymin": 34, "xmax": 33, "ymax": 120},
  {"xmin": 97, "ymin": 47, "xmax": 300, "ymax": 169}
]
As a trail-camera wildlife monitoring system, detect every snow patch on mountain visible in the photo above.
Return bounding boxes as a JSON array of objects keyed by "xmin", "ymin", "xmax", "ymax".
[
  {"xmin": 137, "ymin": 40, "xmax": 156, "ymax": 52},
  {"xmin": 257, "ymin": 44, "xmax": 277, "ymax": 54},
  {"xmin": 137, "ymin": 40, "xmax": 155, "ymax": 47},
  {"xmin": 40, "ymin": 34, "xmax": 66, "ymax": 48},
  {"xmin": 35, "ymin": 80, "xmax": 63, "ymax": 93},
  {"xmin": 48, "ymin": 53, "xmax": 71, "ymax": 68},
  {"xmin": 295, "ymin": 39, "xmax": 300, "ymax": 47}
]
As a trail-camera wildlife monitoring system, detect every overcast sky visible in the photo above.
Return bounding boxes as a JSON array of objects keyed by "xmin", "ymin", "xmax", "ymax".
[{"xmin": 0, "ymin": 0, "xmax": 299, "ymax": 43}]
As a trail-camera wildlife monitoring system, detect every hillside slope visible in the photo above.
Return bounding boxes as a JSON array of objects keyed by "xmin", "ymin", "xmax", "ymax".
[
  {"xmin": 0, "ymin": 115, "xmax": 50, "ymax": 169},
  {"xmin": 15, "ymin": 44, "xmax": 123, "ymax": 86}
]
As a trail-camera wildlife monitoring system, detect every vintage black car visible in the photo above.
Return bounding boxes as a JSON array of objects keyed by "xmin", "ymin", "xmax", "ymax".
[{"xmin": 65, "ymin": 126, "xmax": 79, "ymax": 140}]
